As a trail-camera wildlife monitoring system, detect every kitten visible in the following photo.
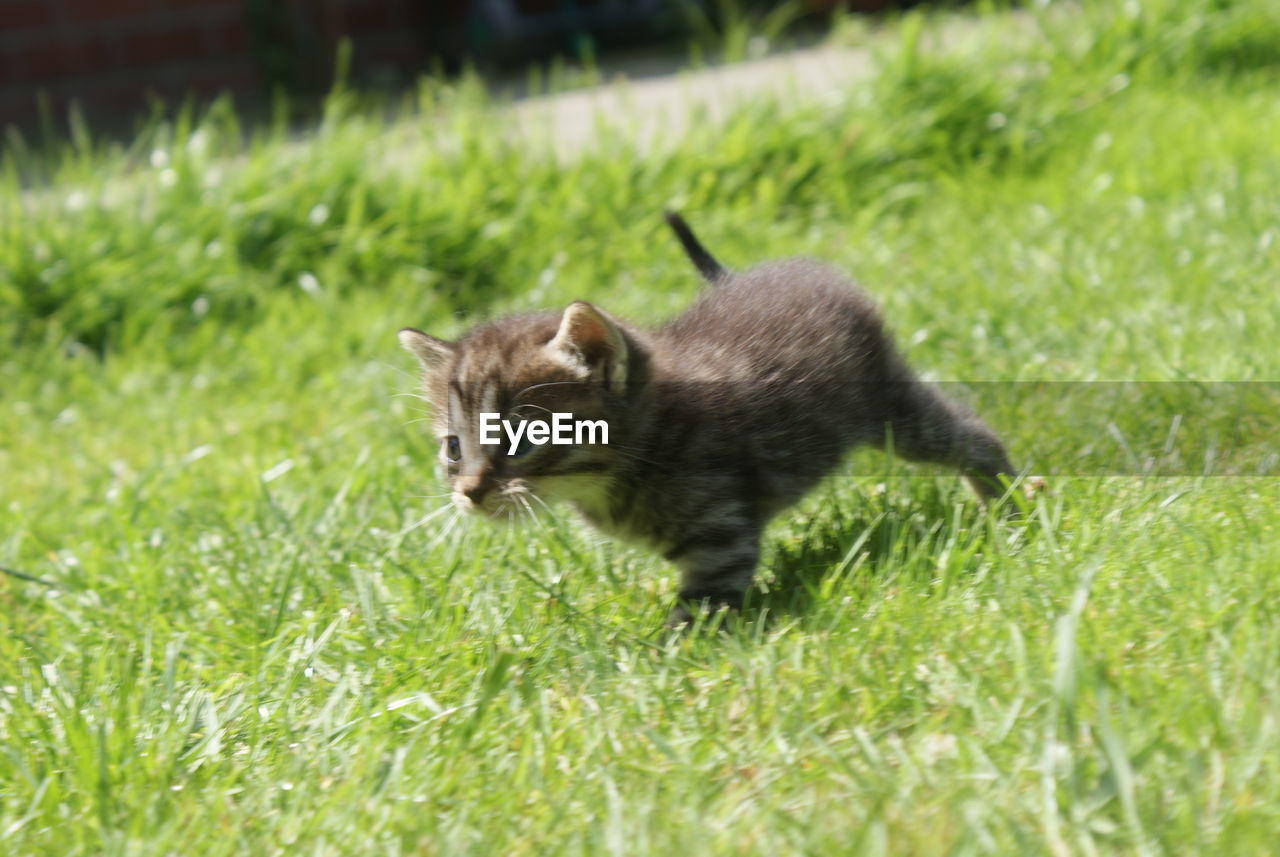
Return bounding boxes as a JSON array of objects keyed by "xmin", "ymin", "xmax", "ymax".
[{"xmin": 399, "ymin": 213, "xmax": 1014, "ymax": 627}]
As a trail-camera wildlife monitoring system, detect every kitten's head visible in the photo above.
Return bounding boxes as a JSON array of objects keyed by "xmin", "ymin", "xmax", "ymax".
[{"xmin": 399, "ymin": 301, "xmax": 642, "ymax": 520}]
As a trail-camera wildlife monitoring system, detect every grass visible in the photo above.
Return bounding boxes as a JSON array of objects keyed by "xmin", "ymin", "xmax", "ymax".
[{"xmin": 3, "ymin": 0, "xmax": 1280, "ymax": 853}]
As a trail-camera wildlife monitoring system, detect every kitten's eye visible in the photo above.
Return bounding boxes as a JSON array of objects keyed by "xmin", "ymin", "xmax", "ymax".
[
  {"xmin": 444, "ymin": 436, "xmax": 461, "ymax": 462},
  {"xmin": 509, "ymin": 434, "xmax": 534, "ymax": 458}
]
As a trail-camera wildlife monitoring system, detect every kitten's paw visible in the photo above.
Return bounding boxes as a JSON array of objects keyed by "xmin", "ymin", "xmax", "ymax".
[
  {"xmin": 663, "ymin": 597, "xmax": 741, "ymax": 636},
  {"xmin": 988, "ymin": 474, "xmax": 1047, "ymax": 519},
  {"xmin": 663, "ymin": 605, "xmax": 697, "ymax": 633},
  {"xmin": 1022, "ymin": 475, "xmax": 1048, "ymax": 500}
]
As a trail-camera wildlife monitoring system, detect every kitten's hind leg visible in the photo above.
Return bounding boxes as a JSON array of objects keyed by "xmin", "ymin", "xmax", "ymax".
[{"xmin": 881, "ymin": 382, "xmax": 1014, "ymax": 502}]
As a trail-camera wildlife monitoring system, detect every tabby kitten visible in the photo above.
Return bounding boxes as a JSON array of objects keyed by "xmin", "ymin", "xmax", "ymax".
[{"xmin": 399, "ymin": 213, "xmax": 1013, "ymax": 626}]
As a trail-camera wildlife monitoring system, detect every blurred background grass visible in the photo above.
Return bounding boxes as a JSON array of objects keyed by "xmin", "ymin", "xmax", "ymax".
[{"xmin": 4, "ymin": 0, "xmax": 1279, "ymax": 360}]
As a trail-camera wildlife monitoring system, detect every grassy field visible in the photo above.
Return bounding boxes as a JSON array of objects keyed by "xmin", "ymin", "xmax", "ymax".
[{"xmin": 4, "ymin": 0, "xmax": 1280, "ymax": 853}]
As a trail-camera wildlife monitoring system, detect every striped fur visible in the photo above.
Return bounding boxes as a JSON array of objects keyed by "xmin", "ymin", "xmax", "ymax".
[{"xmin": 400, "ymin": 215, "xmax": 1013, "ymax": 626}]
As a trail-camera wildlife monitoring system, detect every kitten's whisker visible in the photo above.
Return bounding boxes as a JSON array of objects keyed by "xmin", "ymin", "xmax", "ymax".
[
  {"xmin": 510, "ymin": 403, "xmax": 556, "ymax": 418},
  {"xmin": 516, "ymin": 494, "xmax": 542, "ymax": 531},
  {"xmin": 378, "ymin": 360, "xmax": 425, "ymax": 384},
  {"xmin": 523, "ymin": 491, "xmax": 558, "ymax": 520},
  {"xmin": 523, "ymin": 492, "xmax": 567, "ymax": 535},
  {"xmin": 401, "ymin": 502, "xmax": 456, "ymax": 535},
  {"xmin": 426, "ymin": 509, "xmax": 464, "ymax": 550},
  {"xmin": 512, "ymin": 380, "xmax": 588, "ymax": 399}
]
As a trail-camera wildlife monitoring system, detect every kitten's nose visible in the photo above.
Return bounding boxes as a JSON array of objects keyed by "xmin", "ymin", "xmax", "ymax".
[{"xmin": 456, "ymin": 476, "xmax": 491, "ymax": 506}]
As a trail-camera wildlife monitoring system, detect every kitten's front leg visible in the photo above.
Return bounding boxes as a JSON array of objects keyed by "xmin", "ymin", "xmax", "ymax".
[{"xmin": 664, "ymin": 529, "xmax": 761, "ymax": 629}]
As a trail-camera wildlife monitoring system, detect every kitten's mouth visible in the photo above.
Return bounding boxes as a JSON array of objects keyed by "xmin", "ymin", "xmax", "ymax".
[{"xmin": 452, "ymin": 487, "xmax": 540, "ymax": 523}]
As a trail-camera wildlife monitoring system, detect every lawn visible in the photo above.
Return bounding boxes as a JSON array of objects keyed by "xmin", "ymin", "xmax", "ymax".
[{"xmin": 3, "ymin": 1, "xmax": 1280, "ymax": 854}]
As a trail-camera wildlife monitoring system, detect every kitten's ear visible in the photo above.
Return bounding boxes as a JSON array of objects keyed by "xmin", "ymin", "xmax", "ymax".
[
  {"xmin": 549, "ymin": 301, "xmax": 628, "ymax": 388},
  {"xmin": 398, "ymin": 328, "xmax": 455, "ymax": 373}
]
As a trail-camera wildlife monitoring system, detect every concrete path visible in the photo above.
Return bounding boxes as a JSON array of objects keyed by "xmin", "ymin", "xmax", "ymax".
[
  {"xmin": 496, "ymin": 8, "xmax": 1009, "ymax": 157},
  {"xmin": 506, "ymin": 44, "xmax": 877, "ymax": 155}
]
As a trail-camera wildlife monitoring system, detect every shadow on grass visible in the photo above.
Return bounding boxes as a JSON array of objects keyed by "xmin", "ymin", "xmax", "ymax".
[{"xmin": 745, "ymin": 478, "xmax": 1013, "ymax": 623}]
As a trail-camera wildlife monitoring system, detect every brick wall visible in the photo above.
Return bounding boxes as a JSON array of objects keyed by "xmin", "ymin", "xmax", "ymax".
[
  {"xmin": 0, "ymin": 0, "xmax": 426, "ymax": 134},
  {"xmin": 0, "ymin": 1, "xmax": 894, "ymax": 135},
  {"xmin": 0, "ymin": 0, "xmax": 255, "ymax": 132},
  {"xmin": 269, "ymin": 0, "xmax": 425, "ymax": 93}
]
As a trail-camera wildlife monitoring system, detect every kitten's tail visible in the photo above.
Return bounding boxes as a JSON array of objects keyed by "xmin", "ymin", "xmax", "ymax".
[{"xmin": 664, "ymin": 211, "xmax": 727, "ymax": 284}]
